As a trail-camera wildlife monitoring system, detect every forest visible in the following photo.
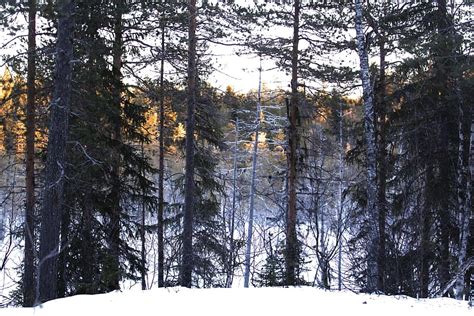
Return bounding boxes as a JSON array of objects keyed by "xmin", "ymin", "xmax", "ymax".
[{"xmin": 0, "ymin": 0, "xmax": 472, "ymax": 308}]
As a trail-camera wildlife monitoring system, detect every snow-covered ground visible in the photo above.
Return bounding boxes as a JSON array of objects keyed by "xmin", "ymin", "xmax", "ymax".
[{"xmin": 1, "ymin": 287, "xmax": 471, "ymax": 316}]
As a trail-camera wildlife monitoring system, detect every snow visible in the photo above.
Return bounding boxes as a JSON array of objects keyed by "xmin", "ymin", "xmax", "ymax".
[{"xmin": 1, "ymin": 287, "xmax": 471, "ymax": 316}]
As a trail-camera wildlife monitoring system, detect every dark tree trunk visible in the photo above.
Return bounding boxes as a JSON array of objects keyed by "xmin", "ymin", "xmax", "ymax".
[
  {"xmin": 226, "ymin": 118, "xmax": 238, "ymax": 288},
  {"xmin": 81, "ymin": 190, "xmax": 94, "ymax": 293},
  {"xmin": 157, "ymin": 20, "xmax": 166, "ymax": 288},
  {"xmin": 285, "ymin": 0, "xmax": 300, "ymax": 286},
  {"xmin": 439, "ymin": 132, "xmax": 451, "ymax": 291},
  {"xmin": 419, "ymin": 167, "xmax": 433, "ymax": 298},
  {"xmin": 435, "ymin": 0, "xmax": 452, "ymax": 293},
  {"xmin": 140, "ymin": 142, "xmax": 146, "ymax": 290},
  {"xmin": 38, "ymin": 0, "xmax": 75, "ymax": 304},
  {"xmin": 106, "ymin": 0, "xmax": 124, "ymax": 291},
  {"xmin": 180, "ymin": 0, "xmax": 197, "ymax": 288},
  {"xmin": 376, "ymin": 38, "xmax": 387, "ymax": 292},
  {"xmin": 24, "ymin": 0, "xmax": 36, "ymax": 307},
  {"xmin": 57, "ymin": 202, "xmax": 70, "ymax": 298}
]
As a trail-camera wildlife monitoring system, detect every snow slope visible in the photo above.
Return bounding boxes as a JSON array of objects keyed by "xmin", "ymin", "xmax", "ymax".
[{"xmin": 1, "ymin": 287, "xmax": 471, "ymax": 316}]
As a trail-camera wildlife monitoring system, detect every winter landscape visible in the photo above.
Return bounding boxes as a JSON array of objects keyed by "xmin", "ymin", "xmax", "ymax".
[
  {"xmin": 0, "ymin": 0, "xmax": 472, "ymax": 313},
  {"xmin": 2, "ymin": 287, "xmax": 473, "ymax": 316}
]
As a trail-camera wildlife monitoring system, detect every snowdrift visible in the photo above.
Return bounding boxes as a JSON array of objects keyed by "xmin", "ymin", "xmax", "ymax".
[{"xmin": 2, "ymin": 287, "xmax": 471, "ymax": 316}]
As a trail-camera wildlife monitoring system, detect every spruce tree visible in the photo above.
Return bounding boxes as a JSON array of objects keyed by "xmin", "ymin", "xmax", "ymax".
[{"xmin": 38, "ymin": 0, "xmax": 76, "ymax": 304}]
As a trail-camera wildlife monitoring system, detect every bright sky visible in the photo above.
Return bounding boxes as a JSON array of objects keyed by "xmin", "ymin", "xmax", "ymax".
[
  {"xmin": 4, "ymin": 1, "xmax": 459, "ymax": 96},
  {"xmin": 207, "ymin": 46, "xmax": 289, "ymax": 94}
]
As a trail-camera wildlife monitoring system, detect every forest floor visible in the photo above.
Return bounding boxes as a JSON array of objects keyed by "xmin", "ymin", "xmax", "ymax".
[{"xmin": 1, "ymin": 286, "xmax": 472, "ymax": 315}]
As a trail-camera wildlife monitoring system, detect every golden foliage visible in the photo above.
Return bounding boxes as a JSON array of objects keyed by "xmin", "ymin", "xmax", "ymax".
[{"xmin": 0, "ymin": 68, "xmax": 27, "ymax": 155}]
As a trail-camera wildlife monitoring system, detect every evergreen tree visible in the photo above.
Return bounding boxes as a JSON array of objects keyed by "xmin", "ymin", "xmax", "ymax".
[
  {"xmin": 38, "ymin": 0, "xmax": 76, "ymax": 304},
  {"xmin": 24, "ymin": 0, "xmax": 36, "ymax": 307}
]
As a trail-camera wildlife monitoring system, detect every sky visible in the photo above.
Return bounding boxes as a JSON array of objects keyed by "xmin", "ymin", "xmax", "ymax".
[
  {"xmin": 0, "ymin": 2, "xmax": 316, "ymax": 96},
  {"xmin": 2, "ymin": 1, "xmax": 457, "ymax": 96},
  {"xmin": 207, "ymin": 46, "xmax": 289, "ymax": 94}
]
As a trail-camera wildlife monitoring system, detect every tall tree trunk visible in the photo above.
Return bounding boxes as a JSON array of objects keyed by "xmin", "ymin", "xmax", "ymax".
[
  {"xmin": 106, "ymin": 0, "xmax": 124, "ymax": 291},
  {"xmin": 454, "ymin": 90, "xmax": 471, "ymax": 299},
  {"xmin": 434, "ymin": 0, "xmax": 453, "ymax": 294},
  {"xmin": 180, "ymin": 0, "xmax": 197, "ymax": 288},
  {"xmin": 140, "ymin": 142, "xmax": 147, "ymax": 290},
  {"xmin": 470, "ymin": 273, "xmax": 474, "ymax": 306},
  {"xmin": 376, "ymin": 37, "xmax": 387, "ymax": 292},
  {"xmin": 354, "ymin": 0, "xmax": 379, "ymax": 293},
  {"xmin": 446, "ymin": 0, "xmax": 471, "ymax": 300},
  {"xmin": 38, "ymin": 0, "xmax": 75, "ymax": 304},
  {"xmin": 419, "ymin": 164, "xmax": 433, "ymax": 298},
  {"xmin": 81, "ymin": 190, "xmax": 94, "ymax": 293},
  {"xmin": 243, "ymin": 60, "xmax": 262, "ymax": 288},
  {"xmin": 57, "ymin": 200, "xmax": 70, "ymax": 298},
  {"xmin": 337, "ymin": 100, "xmax": 344, "ymax": 291},
  {"xmin": 157, "ymin": 19, "xmax": 166, "ymax": 289},
  {"xmin": 438, "ymin": 118, "xmax": 451, "ymax": 291},
  {"xmin": 24, "ymin": 0, "xmax": 36, "ymax": 307},
  {"xmin": 141, "ymin": 204, "xmax": 146, "ymax": 290},
  {"xmin": 319, "ymin": 194, "xmax": 329, "ymax": 289},
  {"xmin": 285, "ymin": 0, "xmax": 300, "ymax": 286},
  {"xmin": 226, "ymin": 118, "xmax": 238, "ymax": 288}
]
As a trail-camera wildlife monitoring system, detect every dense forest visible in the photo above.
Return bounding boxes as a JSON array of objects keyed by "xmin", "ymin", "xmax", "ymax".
[{"xmin": 0, "ymin": 0, "xmax": 472, "ymax": 308}]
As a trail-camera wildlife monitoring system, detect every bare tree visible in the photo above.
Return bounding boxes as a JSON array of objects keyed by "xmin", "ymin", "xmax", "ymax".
[{"xmin": 243, "ymin": 59, "xmax": 263, "ymax": 288}]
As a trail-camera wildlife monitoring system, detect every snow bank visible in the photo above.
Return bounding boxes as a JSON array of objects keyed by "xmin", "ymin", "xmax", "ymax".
[{"xmin": 2, "ymin": 287, "xmax": 471, "ymax": 316}]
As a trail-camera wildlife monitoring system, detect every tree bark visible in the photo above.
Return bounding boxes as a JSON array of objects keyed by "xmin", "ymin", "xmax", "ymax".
[
  {"xmin": 438, "ymin": 116, "xmax": 451, "ymax": 294},
  {"xmin": 470, "ymin": 273, "xmax": 474, "ymax": 306},
  {"xmin": 38, "ymin": 0, "xmax": 75, "ymax": 304},
  {"xmin": 157, "ymin": 19, "xmax": 166, "ymax": 289},
  {"xmin": 376, "ymin": 37, "xmax": 387, "ymax": 292},
  {"xmin": 226, "ymin": 118, "xmax": 238, "ymax": 288},
  {"xmin": 454, "ymin": 64, "xmax": 471, "ymax": 302},
  {"xmin": 419, "ymin": 170, "xmax": 432, "ymax": 298},
  {"xmin": 285, "ymin": 0, "xmax": 300, "ymax": 287},
  {"xmin": 337, "ymin": 100, "xmax": 344, "ymax": 291},
  {"xmin": 81, "ymin": 190, "xmax": 94, "ymax": 293},
  {"xmin": 106, "ymin": 0, "xmax": 124, "ymax": 291},
  {"xmin": 354, "ymin": 0, "xmax": 379, "ymax": 293},
  {"xmin": 180, "ymin": 0, "xmax": 197, "ymax": 288},
  {"xmin": 24, "ymin": 0, "xmax": 36, "ymax": 307},
  {"xmin": 57, "ymin": 200, "xmax": 70, "ymax": 298},
  {"xmin": 140, "ymin": 142, "xmax": 147, "ymax": 290},
  {"xmin": 446, "ymin": 0, "xmax": 472, "ymax": 300}
]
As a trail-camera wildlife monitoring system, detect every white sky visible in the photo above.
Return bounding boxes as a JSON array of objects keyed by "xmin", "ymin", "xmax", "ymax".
[
  {"xmin": 207, "ymin": 46, "xmax": 290, "ymax": 94},
  {"xmin": 3, "ymin": 1, "xmax": 468, "ymax": 96}
]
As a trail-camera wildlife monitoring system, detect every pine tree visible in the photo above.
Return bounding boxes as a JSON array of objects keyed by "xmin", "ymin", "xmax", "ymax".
[
  {"xmin": 47, "ymin": 0, "xmax": 158, "ymax": 296},
  {"xmin": 285, "ymin": 0, "xmax": 300, "ymax": 286},
  {"xmin": 38, "ymin": 0, "xmax": 76, "ymax": 303},
  {"xmin": 180, "ymin": 0, "xmax": 197, "ymax": 288},
  {"xmin": 383, "ymin": 0, "xmax": 472, "ymax": 297},
  {"xmin": 23, "ymin": 0, "xmax": 36, "ymax": 307}
]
